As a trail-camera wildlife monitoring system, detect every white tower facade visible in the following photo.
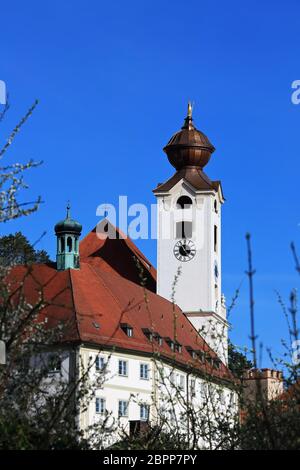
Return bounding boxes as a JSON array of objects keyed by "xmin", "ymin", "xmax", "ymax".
[{"xmin": 154, "ymin": 104, "xmax": 228, "ymax": 363}]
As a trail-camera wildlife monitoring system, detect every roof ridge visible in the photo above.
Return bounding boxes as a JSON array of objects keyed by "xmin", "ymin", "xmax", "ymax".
[
  {"xmin": 86, "ymin": 263, "xmax": 126, "ymax": 313},
  {"xmin": 69, "ymin": 269, "xmax": 83, "ymax": 341}
]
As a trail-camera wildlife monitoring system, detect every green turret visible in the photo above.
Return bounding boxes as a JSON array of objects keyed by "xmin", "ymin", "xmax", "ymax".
[{"xmin": 55, "ymin": 203, "xmax": 82, "ymax": 270}]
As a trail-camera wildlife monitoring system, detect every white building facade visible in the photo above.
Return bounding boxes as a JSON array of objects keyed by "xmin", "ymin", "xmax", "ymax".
[
  {"xmin": 77, "ymin": 346, "xmax": 237, "ymax": 448},
  {"xmin": 22, "ymin": 104, "xmax": 236, "ymax": 449}
]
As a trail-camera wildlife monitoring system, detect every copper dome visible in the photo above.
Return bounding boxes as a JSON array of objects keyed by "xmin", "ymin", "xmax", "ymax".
[
  {"xmin": 55, "ymin": 204, "xmax": 82, "ymax": 235},
  {"xmin": 163, "ymin": 103, "xmax": 215, "ymax": 170}
]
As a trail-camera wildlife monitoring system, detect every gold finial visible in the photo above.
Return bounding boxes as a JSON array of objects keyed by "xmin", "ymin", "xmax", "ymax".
[
  {"xmin": 182, "ymin": 101, "xmax": 195, "ymax": 129},
  {"xmin": 187, "ymin": 100, "xmax": 193, "ymax": 118}
]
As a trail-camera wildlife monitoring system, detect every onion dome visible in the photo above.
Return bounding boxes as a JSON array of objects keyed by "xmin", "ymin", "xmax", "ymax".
[
  {"xmin": 55, "ymin": 203, "xmax": 82, "ymax": 235},
  {"xmin": 163, "ymin": 102, "xmax": 215, "ymax": 170}
]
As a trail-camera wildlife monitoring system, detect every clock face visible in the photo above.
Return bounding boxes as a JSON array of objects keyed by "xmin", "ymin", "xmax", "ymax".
[{"xmin": 173, "ymin": 239, "xmax": 196, "ymax": 262}]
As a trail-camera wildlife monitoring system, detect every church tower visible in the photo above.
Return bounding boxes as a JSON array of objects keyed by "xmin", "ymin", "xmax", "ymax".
[
  {"xmin": 55, "ymin": 204, "xmax": 82, "ymax": 271},
  {"xmin": 154, "ymin": 103, "xmax": 228, "ymax": 363}
]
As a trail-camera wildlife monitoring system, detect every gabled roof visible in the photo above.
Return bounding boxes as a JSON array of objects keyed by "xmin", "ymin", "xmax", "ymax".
[
  {"xmin": 7, "ymin": 225, "xmax": 233, "ymax": 383},
  {"xmin": 153, "ymin": 166, "xmax": 222, "ymax": 196},
  {"xmin": 80, "ymin": 223, "xmax": 156, "ymax": 292}
]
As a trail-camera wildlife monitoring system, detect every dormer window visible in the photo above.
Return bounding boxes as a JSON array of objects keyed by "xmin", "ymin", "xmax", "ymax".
[
  {"xmin": 121, "ymin": 323, "xmax": 133, "ymax": 337},
  {"xmin": 174, "ymin": 341, "xmax": 182, "ymax": 353},
  {"xmin": 154, "ymin": 333, "xmax": 163, "ymax": 346},
  {"xmin": 165, "ymin": 337, "xmax": 175, "ymax": 351},
  {"xmin": 213, "ymin": 358, "xmax": 221, "ymax": 370},
  {"xmin": 205, "ymin": 354, "xmax": 214, "ymax": 366},
  {"xmin": 142, "ymin": 328, "xmax": 153, "ymax": 342},
  {"xmin": 197, "ymin": 351, "xmax": 206, "ymax": 363},
  {"xmin": 186, "ymin": 346, "xmax": 197, "ymax": 359},
  {"xmin": 142, "ymin": 329, "xmax": 163, "ymax": 346}
]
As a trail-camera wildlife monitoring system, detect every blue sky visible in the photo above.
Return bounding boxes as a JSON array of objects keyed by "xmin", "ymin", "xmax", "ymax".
[{"xmin": 1, "ymin": 0, "xmax": 300, "ymax": 367}]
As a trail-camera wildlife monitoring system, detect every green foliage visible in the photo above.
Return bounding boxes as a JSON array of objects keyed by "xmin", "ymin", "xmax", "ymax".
[
  {"xmin": 228, "ymin": 339, "xmax": 253, "ymax": 379},
  {"xmin": 240, "ymin": 395, "xmax": 300, "ymax": 450},
  {"xmin": 0, "ymin": 232, "xmax": 50, "ymax": 266}
]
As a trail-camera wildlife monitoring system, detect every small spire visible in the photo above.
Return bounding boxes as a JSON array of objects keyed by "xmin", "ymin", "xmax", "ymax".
[
  {"xmin": 182, "ymin": 100, "xmax": 195, "ymax": 130},
  {"xmin": 187, "ymin": 100, "xmax": 193, "ymax": 118},
  {"xmin": 66, "ymin": 201, "xmax": 71, "ymax": 219}
]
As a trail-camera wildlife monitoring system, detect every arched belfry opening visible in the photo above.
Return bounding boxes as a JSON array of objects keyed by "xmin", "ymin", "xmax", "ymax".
[
  {"xmin": 176, "ymin": 196, "xmax": 193, "ymax": 239},
  {"xmin": 176, "ymin": 195, "xmax": 192, "ymax": 209}
]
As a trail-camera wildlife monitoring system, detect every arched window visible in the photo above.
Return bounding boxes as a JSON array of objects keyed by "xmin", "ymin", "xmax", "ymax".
[
  {"xmin": 176, "ymin": 221, "xmax": 192, "ymax": 239},
  {"xmin": 176, "ymin": 195, "xmax": 192, "ymax": 209},
  {"xmin": 60, "ymin": 237, "xmax": 65, "ymax": 253},
  {"xmin": 67, "ymin": 236, "xmax": 72, "ymax": 253}
]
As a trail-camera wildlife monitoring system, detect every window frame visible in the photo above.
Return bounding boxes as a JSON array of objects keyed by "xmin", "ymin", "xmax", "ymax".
[
  {"xmin": 178, "ymin": 373, "xmax": 185, "ymax": 391},
  {"xmin": 95, "ymin": 355, "xmax": 105, "ymax": 372},
  {"xmin": 118, "ymin": 400, "xmax": 129, "ymax": 418},
  {"xmin": 140, "ymin": 363, "xmax": 150, "ymax": 380},
  {"xmin": 95, "ymin": 397, "xmax": 106, "ymax": 415},
  {"xmin": 118, "ymin": 359, "xmax": 128, "ymax": 377},
  {"xmin": 140, "ymin": 403, "xmax": 150, "ymax": 421},
  {"xmin": 48, "ymin": 354, "xmax": 62, "ymax": 375},
  {"xmin": 190, "ymin": 378, "xmax": 196, "ymax": 398}
]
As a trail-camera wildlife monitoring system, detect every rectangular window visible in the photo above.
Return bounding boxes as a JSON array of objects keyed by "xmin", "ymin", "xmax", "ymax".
[
  {"xmin": 178, "ymin": 374, "xmax": 185, "ymax": 391},
  {"xmin": 168, "ymin": 408, "xmax": 176, "ymax": 422},
  {"xmin": 214, "ymin": 225, "xmax": 217, "ymax": 252},
  {"xmin": 48, "ymin": 354, "xmax": 61, "ymax": 374},
  {"xmin": 219, "ymin": 390, "xmax": 226, "ymax": 406},
  {"xmin": 140, "ymin": 404, "xmax": 149, "ymax": 421},
  {"xmin": 200, "ymin": 382, "xmax": 208, "ymax": 400},
  {"xmin": 140, "ymin": 363, "xmax": 149, "ymax": 380},
  {"xmin": 176, "ymin": 221, "xmax": 192, "ymax": 239},
  {"xmin": 169, "ymin": 371, "xmax": 176, "ymax": 385},
  {"xmin": 95, "ymin": 397, "xmax": 106, "ymax": 414},
  {"xmin": 118, "ymin": 360, "xmax": 128, "ymax": 376},
  {"xmin": 118, "ymin": 400, "xmax": 128, "ymax": 417},
  {"xmin": 95, "ymin": 355, "xmax": 105, "ymax": 372},
  {"xmin": 190, "ymin": 379, "xmax": 196, "ymax": 398}
]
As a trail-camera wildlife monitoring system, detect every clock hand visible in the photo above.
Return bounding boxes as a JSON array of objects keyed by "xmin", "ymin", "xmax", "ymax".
[{"xmin": 181, "ymin": 244, "xmax": 188, "ymax": 256}]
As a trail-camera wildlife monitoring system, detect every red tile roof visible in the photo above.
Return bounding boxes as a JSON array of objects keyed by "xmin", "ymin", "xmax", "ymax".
[{"xmin": 7, "ymin": 225, "xmax": 233, "ymax": 383}]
